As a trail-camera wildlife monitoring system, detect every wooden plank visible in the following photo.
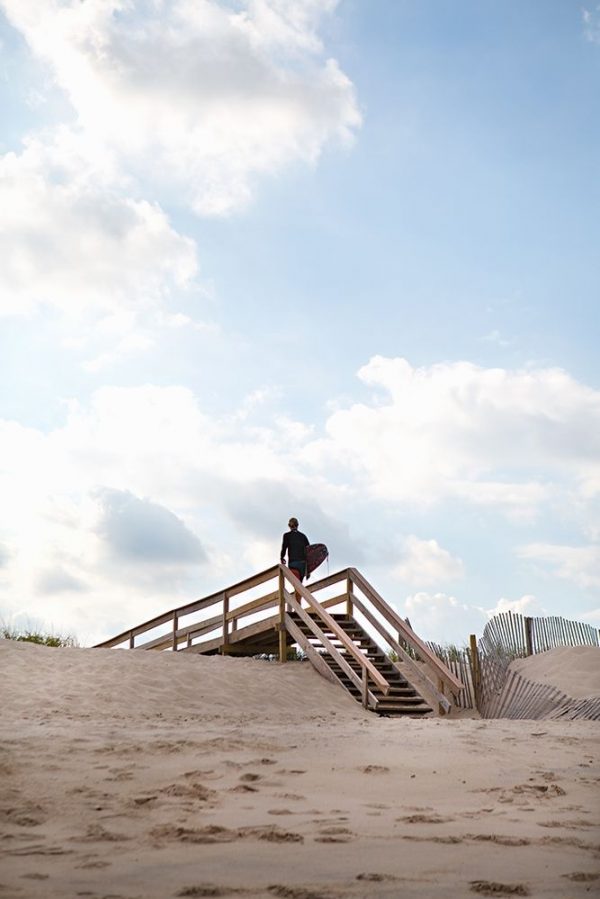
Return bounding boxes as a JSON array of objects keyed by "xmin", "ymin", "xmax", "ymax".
[
  {"xmin": 285, "ymin": 591, "xmax": 378, "ymax": 701},
  {"xmin": 318, "ymin": 594, "xmax": 349, "ymax": 611},
  {"xmin": 282, "ymin": 566, "xmax": 390, "ymax": 693},
  {"xmin": 306, "ymin": 569, "xmax": 348, "ymax": 593},
  {"xmin": 95, "ymin": 564, "xmax": 280, "ymax": 648},
  {"xmin": 182, "ymin": 613, "xmax": 279, "ymax": 654},
  {"xmin": 348, "ymin": 568, "xmax": 463, "ymax": 694},
  {"xmin": 226, "ymin": 590, "xmax": 279, "ymax": 621},
  {"xmin": 351, "ymin": 595, "xmax": 451, "ymax": 714},
  {"xmin": 284, "ymin": 614, "xmax": 340, "ymax": 688}
]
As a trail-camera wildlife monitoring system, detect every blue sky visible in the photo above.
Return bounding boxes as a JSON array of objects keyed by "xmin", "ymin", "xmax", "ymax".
[{"xmin": 1, "ymin": 1, "xmax": 599, "ymax": 646}]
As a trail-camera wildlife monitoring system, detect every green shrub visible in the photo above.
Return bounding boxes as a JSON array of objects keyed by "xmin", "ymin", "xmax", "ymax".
[{"xmin": 1, "ymin": 623, "xmax": 78, "ymax": 647}]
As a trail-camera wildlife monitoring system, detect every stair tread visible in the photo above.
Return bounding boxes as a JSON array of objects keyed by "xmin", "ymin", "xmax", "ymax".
[{"xmin": 288, "ymin": 609, "xmax": 434, "ymax": 717}]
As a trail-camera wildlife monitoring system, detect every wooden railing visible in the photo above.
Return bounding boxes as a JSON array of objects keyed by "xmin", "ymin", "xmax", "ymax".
[{"xmin": 95, "ymin": 564, "xmax": 463, "ymax": 713}]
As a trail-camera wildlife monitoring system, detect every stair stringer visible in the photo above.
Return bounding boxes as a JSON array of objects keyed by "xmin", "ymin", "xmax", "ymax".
[{"xmin": 284, "ymin": 612, "xmax": 381, "ymax": 708}]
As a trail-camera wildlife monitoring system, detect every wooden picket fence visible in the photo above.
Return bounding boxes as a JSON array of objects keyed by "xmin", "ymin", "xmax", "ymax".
[{"xmin": 427, "ymin": 611, "xmax": 599, "ymax": 719}]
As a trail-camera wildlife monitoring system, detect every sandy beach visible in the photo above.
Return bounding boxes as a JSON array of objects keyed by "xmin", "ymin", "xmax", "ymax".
[{"xmin": 1, "ymin": 639, "xmax": 599, "ymax": 898}]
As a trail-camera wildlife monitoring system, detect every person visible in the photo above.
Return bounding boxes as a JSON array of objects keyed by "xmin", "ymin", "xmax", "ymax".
[{"xmin": 280, "ymin": 517, "xmax": 309, "ymax": 582}]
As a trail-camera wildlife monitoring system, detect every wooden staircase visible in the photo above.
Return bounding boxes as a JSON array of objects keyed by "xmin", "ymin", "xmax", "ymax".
[
  {"xmin": 95, "ymin": 564, "xmax": 463, "ymax": 717},
  {"xmin": 288, "ymin": 611, "xmax": 432, "ymax": 716}
]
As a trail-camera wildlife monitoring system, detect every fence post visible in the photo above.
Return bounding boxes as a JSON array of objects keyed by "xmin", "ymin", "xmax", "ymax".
[
  {"xmin": 278, "ymin": 568, "xmax": 287, "ymax": 663},
  {"xmin": 524, "ymin": 617, "xmax": 533, "ymax": 657},
  {"xmin": 469, "ymin": 634, "xmax": 480, "ymax": 708},
  {"xmin": 361, "ymin": 666, "xmax": 369, "ymax": 708},
  {"xmin": 129, "ymin": 630, "xmax": 135, "ymax": 649}
]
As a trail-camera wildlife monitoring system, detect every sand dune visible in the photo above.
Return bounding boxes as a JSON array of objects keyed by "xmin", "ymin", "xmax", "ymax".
[
  {"xmin": 510, "ymin": 646, "xmax": 600, "ymax": 700},
  {"xmin": 1, "ymin": 639, "xmax": 599, "ymax": 898}
]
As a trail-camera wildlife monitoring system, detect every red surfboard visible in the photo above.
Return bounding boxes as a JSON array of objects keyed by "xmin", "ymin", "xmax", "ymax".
[{"xmin": 305, "ymin": 543, "xmax": 328, "ymax": 576}]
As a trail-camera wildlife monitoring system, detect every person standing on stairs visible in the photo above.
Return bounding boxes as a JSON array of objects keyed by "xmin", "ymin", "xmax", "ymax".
[{"xmin": 280, "ymin": 517, "xmax": 309, "ymax": 583}]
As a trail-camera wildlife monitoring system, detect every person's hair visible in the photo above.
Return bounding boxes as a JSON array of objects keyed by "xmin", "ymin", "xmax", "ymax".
[{"xmin": 288, "ymin": 517, "xmax": 298, "ymax": 529}]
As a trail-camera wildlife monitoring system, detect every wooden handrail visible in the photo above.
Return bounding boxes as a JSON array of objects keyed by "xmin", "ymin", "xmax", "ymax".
[
  {"xmin": 94, "ymin": 561, "xmax": 463, "ymax": 710},
  {"xmin": 351, "ymin": 595, "xmax": 451, "ymax": 714},
  {"xmin": 348, "ymin": 568, "xmax": 463, "ymax": 695},
  {"xmin": 280, "ymin": 564, "xmax": 389, "ymax": 694},
  {"xmin": 94, "ymin": 565, "xmax": 280, "ymax": 648}
]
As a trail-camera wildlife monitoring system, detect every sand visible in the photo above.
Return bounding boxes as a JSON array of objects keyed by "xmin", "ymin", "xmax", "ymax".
[
  {"xmin": 510, "ymin": 646, "xmax": 600, "ymax": 700},
  {"xmin": 1, "ymin": 639, "xmax": 599, "ymax": 898}
]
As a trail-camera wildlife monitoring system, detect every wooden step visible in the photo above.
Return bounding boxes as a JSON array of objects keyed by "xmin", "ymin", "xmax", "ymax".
[{"xmin": 288, "ymin": 609, "xmax": 434, "ymax": 717}]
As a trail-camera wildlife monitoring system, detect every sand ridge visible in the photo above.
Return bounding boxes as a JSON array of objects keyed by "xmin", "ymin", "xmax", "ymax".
[{"xmin": 1, "ymin": 640, "xmax": 599, "ymax": 898}]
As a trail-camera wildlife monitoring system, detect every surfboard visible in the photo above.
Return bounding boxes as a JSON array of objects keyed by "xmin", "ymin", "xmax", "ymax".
[{"xmin": 305, "ymin": 543, "xmax": 328, "ymax": 576}]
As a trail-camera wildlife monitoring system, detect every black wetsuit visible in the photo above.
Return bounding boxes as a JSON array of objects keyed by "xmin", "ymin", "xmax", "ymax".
[{"xmin": 280, "ymin": 529, "xmax": 309, "ymax": 578}]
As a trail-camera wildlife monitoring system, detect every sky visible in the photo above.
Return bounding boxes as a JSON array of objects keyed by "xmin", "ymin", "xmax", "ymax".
[{"xmin": 1, "ymin": 0, "xmax": 599, "ymax": 648}]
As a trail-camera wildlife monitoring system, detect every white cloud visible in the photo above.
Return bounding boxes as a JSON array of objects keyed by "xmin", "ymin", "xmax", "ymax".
[
  {"xmin": 2, "ymin": 357, "xmax": 600, "ymax": 643},
  {"xmin": 583, "ymin": 6, "xmax": 600, "ymax": 43},
  {"xmin": 0, "ymin": 137, "xmax": 198, "ymax": 319},
  {"xmin": 487, "ymin": 594, "xmax": 544, "ymax": 617},
  {"xmin": 1, "ymin": 0, "xmax": 361, "ymax": 216},
  {"xmin": 394, "ymin": 535, "xmax": 464, "ymax": 586},
  {"xmin": 403, "ymin": 591, "xmax": 487, "ymax": 645},
  {"xmin": 303, "ymin": 356, "xmax": 600, "ymax": 515},
  {"xmin": 517, "ymin": 542, "xmax": 600, "ymax": 590}
]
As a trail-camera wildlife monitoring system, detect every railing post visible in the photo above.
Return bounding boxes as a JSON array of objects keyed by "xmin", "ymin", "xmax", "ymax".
[
  {"xmin": 278, "ymin": 568, "xmax": 287, "ymax": 663},
  {"xmin": 346, "ymin": 572, "xmax": 353, "ymax": 618},
  {"xmin": 361, "ymin": 666, "xmax": 369, "ymax": 709},
  {"xmin": 172, "ymin": 612, "xmax": 178, "ymax": 652},
  {"xmin": 221, "ymin": 592, "xmax": 229, "ymax": 655},
  {"xmin": 129, "ymin": 631, "xmax": 135, "ymax": 649},
  {"xmin": 437, "ymin": 678, "xmax": 447, "ymax": 716}
]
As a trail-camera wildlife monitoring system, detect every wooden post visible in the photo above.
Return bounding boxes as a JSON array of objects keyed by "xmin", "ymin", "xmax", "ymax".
[
  {"xmin": 172, "ymin": 612, "xmax": 178, "ymax": 652},
  {"xmin": 221, "ymin": 592, "xmax": 229, "ymax": 655},
  {"xmin": 437, "ymin": 678, "xmax": 447, "ymax": 716},
  {"xmin": 278, "ymin": 569, "xmax": 287, "ymax": 663},
  {"xmin": 129, "ymin": 631, "xmax": 135, "ymax": 649},
  {"xmin": 469, "ymin": 634, "xmax": 480, "ymax": 709},
  {"xmin": 524, "ymin": 617, "xmax": 533, "ymax": 657},
  {"xmin": 362, "ymin": 666, "xmax": 369, "ymax": 709},
  {"xmin": 346, "ymin": 573, "xmax": 353, "ymax": 617}
]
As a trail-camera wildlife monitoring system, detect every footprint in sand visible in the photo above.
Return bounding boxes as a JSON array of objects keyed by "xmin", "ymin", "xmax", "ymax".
[
  {"xmin": 160, "ymin": 783, "xmax": 215, "ymax": 801},
  {"xmin": 76, "ymin": 824, "xmax": 131, "ymax": 843},
  {"xmin": 239, "ymin": 773, "xmax": 262, "ymax": 783},
  {"xmin": 267, "ymin": 886, "xmax": 332, "ymax": 899},
  {"xmin": 399, "ymin": 814, "xmax": 454, "ymax": 824},
  {"xmin": 175, "ymin": 886, "xmax": 231, "ymax": 897},
  {"xmin": 562, "ymin": 872, "xmax": 600, "ymax": 883},
  {"xmin": 356, "ymin": 873, "xmax": 398, "ymax": 882},
  {"xmin": 359, "ymin": 765, "xmax": 390, "ymax": 774},
  {"xmin": 314, "ymin": 826, "xmax": 353, "ymax": 843},
  {"xmin": 469, "ymin": 880, "xmax": 529, "ymax": 896},
  {"xmin": 75, "ymin": 861, "xmax": 112, "ymax": 869}
]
